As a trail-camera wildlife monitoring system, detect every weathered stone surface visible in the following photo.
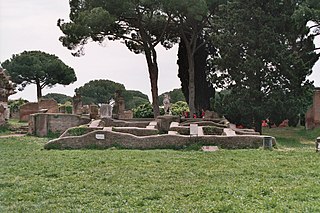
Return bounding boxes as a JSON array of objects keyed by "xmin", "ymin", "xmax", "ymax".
[
  {"xmin": 60, "ymin": 126, "xmax": 103, "ymax": 138},
  {"xmin": 223, "ymin": 128, "xmax": 236, "ymax": 136},
  {"xmin": 100, "ymin": 104, "xmax": 113, "ymax": 118},
  {"xmin": 201, "ymin": 146, "xmax": 219, "ymax": 152},
  {"xmin": 88, "ymin": 119, "xmax": 105, "ymax": 128},
  {"xmin": 59, "ymin": 105, "xmax": 66, "ymax": 113},
  {"xmin": 0, "ymin": 67, "xmax": 15, "ymax": 125},
  {"xmin": 39, "ymin": 99, "xmax": 58, "ymax": 113},
  {"xmin": 0, "ymin": 104, "xmax": 5, "ymax": 125},
  {"xmin": 20, "ymin": 102, "xmax": 39, "ymax": 121},
  {"xmin": 181, "ymin": 120, "xmax": 228, "ymax": 128},
  {"xmin": 72, "ymin": 93, "xmax": 82, "ymax": 115},
  {"xmin": 44, "ymin": 129, "xmax": 274, "ymax": 150},
  {"xmin": 29, "ymin": 113, "xmax": 91, "ymax": 137},
  {"xmin": 169, "ymin": 126, "xmax": 190, "ymax": 135},
  {"xmin": 229, "ymin": 124, "xmax": 260, "ymax": 135},
  {"xmin": 204, "ymin": 110, "xmax": 220, "ymax": 119},
  {"xmin": 156, "ymin": 115, "xmax": 180, "ymax": 133},
  {"xmin": 89, "ymin": 104, "xmax": 99, "ymax": 119},
  {"xmin": 101, "ymin": 117, "xmax": 150, "ymax": 128},
  {"xmin": 306, "ymin": 88, "xmax": 320, "ymax": 129},
  {"xmin": 202, "ymin": 126, "xmax": 224, "ymax": 135},
  {"xmin": 118, "ymin": 110, "xmax": 133, "ymax": 120},
  {"xmin": 113, "ymin": 127, "xmax": 158, "ymax": 136}
]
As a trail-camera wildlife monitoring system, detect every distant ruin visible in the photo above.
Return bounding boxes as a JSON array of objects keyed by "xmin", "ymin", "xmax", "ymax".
[
  {"xmin": 306, "ymin": 88, "xmax": 320, "ymax": 129},
  {"xmin": 0, "ymin": 67, "xmax": 16, "ymax": 126}
]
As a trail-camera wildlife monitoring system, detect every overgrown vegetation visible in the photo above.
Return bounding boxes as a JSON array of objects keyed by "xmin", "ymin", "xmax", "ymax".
[
  {"xmin": 67, "ymin": 126, "xmax": 89, "ymax": 136},
  {"xmin": 1, "ymin": 127, "xmax": 320, "ymax": 211},
  {"xmin": 0, "ymin": 119, "xmax": 28, "ymax": 136}
]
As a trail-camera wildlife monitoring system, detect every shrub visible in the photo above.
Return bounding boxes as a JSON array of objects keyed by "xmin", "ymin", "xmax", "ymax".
[
  {"xmin": 133, "ymin": 103, "xmax": 153, "ymax": 118},
  {"xmin": 171, "ymin": 101, "xmax": 189, "ymax": 116},
  {"xmin": 8, "ymin": 98, "xmax": 28, "ymax": 116},
  {"xmin": 68, "ymin": 126, "xmax": 88, "ymax": 136}
]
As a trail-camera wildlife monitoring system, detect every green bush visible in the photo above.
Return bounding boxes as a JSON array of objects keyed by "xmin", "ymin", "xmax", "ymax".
[
  {"xmin": 133, "ymin": 103, "xmax": 154, "ymax": 118},
  {"xmin": 8, "ymin": 98, "xmax": 28, "ymax": 116},
  {"xmin": 171, "ymin": 101, "xmax": 189, "ymax": 116},
  {"xmin": 68, "ymin": 126, "xmax": 88, "ymax": 136},
  {"xmin": 65, "ymin": 105, "xmax": 72, "ymax": 114}
]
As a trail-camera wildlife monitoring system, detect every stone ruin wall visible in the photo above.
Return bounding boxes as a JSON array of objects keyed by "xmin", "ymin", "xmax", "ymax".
[
  {"xmin": 29, "ymin": 113, "xmax": 91, "ymax": 137},
  {"xmin": 306, "ymin": 88, "xmax": 320, "ymax": 129},
  {"xmin": 20, "ymin": 99, "xmax": 59, "ymax": 122}
]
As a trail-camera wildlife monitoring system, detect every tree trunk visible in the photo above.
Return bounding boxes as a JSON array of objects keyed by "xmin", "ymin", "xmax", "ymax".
[
  {"xmin": 177, "ymin": 39, "xmax": 215, "ymax": 113},
  {"xmin": 36, "ymin": 80, "xmax": 42, "ymax": 101},
  {"xmin": 254, "ymin": 117, "xmax": 262, "ymax": 135},
  {"xmin": 181, "ymin": 33, "xmax": 198, "ymax": 116},
  {"xmin": 143, "ymin": 45, "xmax": 160, "ymax": 117},
  {"xmin": 149, "ymin": 63, "xmax": 160, "ymax": 117},
  {"xmin": 188, "ymin": 56, "xmax": 196, "ymax": 116}
]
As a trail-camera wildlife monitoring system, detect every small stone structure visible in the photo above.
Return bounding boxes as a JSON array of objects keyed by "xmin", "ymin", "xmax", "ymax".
[
  {"xmin": 89, "ymin": 104, "xmax": 99, "ymax": 119},
  {"xmin": 112, "ymin": 90, "xmax": 133, "ymax": 119},
  {"xmin": 118, "ymin": 110, "xmax": 133, "ymax": 120},
  {"xmin": 0, "ymin": 67, "xmax": 16, "ymax": 125},
  {"xmin": 39, "ymin": 99, "xmax": 59, "ymax": 113},
  {"xmin": 100, "ymin": 104, "xmax": 113, "ymax": 118},
  {"xmin": 29, "ymin": 113, "xmax": 91, "ymax": 137},
  {"xmin": 72, "ymin": 92, "xmax": 82, "ymax": 115},
  {"xmin": 20, "ymin": 103, "xmax": 39, "ymax": 121},
  {"xmin": 59, "ymin": 105, "xmax": 66, "ymax": 113},
  {"xmin": 19, "ymin": 99, "xmax": 59, "ymax": 122},
  {"xmin": 306, "ymin": 88, "xmax": 320, "ymax": 129}
]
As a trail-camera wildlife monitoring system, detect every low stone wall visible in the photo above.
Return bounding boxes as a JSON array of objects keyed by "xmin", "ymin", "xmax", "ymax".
[
  {"xmin": 60, "ymin": 127, "xmax": 103, "ymax": 138},
  {"xmin": 113, "ymin": 127, "xmax": 159, "ymax": 136},
  {"xmin": 44, "ymin": 129, "xmax": 274, "ymax": 150},
  {"xmin": 101, "ymin": 117, "xmax": 150, "ymax": 128},
  {"xmin": 29, "ymin": 113, "xmax": 91, "ymax": 137},
  {"xmin": 180, "ymin": 120, "xmax": 228, "ymax": 128}
]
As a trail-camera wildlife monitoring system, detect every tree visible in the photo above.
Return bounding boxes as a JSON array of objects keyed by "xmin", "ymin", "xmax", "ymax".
[
  {"xmin": 76, "ymin": 79, "xmax": 125, "ymax": 105},
  {"xmin": 123, "ymin": 90, "xmax": 150, "ymax": 110},
  {"xmin": 209, "ymin": 0, "xmax": 319, "ymax": 133},
  {"xmin": 42, "ymin": 93, "xmax": 72, "ymax": 104},
  {"xmin": 58, "ymin": 0, "xmax": 173, "ymax": 117},
  {"xmin": 75, "ymin": 79, "xmax": 149, "ymax": 109},
  {"xmin": 163, "ymin": 0, "xmax": 224, "ymax": 115},
  {"xmin": 177, "ymin": 37, "xmax": 215, "ymax": 112},
  {"xmin": 1, "ymin": 51, "xmax": 76, "ymax": 101},
  {"xmin": 158, "ymin": 88, "xmax": 185, "ymax": 104}
]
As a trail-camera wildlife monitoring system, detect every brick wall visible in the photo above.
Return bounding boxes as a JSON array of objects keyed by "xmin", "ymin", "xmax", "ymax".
[
  {"xmin": 39, "ymin": 99, "xmax": 58, "ymax": 113},
  {"xmin": 20, "ymin": 103, "xmax": 39, "ymax": 121},
  {"xmin": 306, "ymin": 88, "xmax": 320, "ymax": 129}
]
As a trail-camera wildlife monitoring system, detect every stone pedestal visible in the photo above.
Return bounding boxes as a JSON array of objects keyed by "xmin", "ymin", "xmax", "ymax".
[
  {"xmin": 100, "ymin": 104, "xmax": 113, "ymax": 118},
  {"xmin": 90, "ymin": 104, "xmax": 99, "ymax": 119}
]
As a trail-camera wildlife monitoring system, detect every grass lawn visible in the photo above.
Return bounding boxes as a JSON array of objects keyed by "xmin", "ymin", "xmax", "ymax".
[{"xmin": 1, "ymin": 127, "xmax": 320, "ymax": 212}]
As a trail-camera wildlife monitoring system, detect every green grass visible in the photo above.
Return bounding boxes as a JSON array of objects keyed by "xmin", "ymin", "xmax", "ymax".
[
  {"xmin": 263, "ymin": 126, "xmax": 320, "ymax": 148},
  {"xmin": 0, "ymin": 127, "xmax": 320, "ymax": 212}
]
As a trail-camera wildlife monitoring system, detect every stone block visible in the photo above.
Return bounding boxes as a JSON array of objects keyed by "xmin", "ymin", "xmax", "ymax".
[
  {"xmin": 39, "ymin": 99, "xmax": 58, "ymax": 113},
  {"xmin": 19, "ymin": 102, "xmax": 39, "ymax": 122}
]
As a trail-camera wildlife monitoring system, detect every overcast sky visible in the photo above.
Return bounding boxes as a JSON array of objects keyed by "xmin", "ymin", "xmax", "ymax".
[
  {"xmin": 0, "ymin": 0, "xmax": 180, "ymax": 102},
  {"xmin": 0, "ymin": 1, "xmax": 319, "ymax": 102}
]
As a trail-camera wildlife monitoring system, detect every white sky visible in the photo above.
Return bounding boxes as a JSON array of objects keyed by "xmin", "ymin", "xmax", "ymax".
[
  {"xmin": 0, "ymin": 0, "xmax": 180, "ymax": 102},
  {"xmin": 0, "ymin": 1, "xmax": 319, "ymax": 102}
]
